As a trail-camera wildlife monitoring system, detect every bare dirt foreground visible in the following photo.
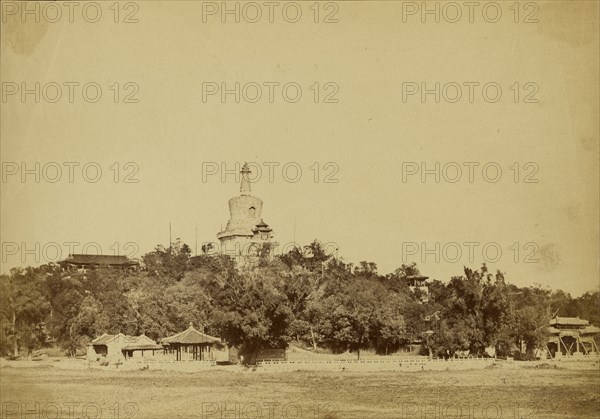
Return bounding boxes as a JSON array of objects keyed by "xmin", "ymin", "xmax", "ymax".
[{"xmin": 1, "ymin": 362, "xmax": 598, "ymax": 419}]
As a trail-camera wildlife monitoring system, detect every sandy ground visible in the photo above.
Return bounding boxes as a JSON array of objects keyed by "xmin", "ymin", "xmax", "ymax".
[{"xmin": 1, "ymin": 360, "xmax": 598, "ymax": 418}]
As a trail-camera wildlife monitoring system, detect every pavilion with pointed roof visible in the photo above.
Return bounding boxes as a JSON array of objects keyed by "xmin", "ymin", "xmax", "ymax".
[{"xmin": 161, "ymin": 324, "xmax": 221, "ymax": 361}]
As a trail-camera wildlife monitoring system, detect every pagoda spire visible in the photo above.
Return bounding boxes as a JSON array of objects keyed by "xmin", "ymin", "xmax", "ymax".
[{"xmin": 240, "ymin": 162, "xmax": 252, "ymax": 195}]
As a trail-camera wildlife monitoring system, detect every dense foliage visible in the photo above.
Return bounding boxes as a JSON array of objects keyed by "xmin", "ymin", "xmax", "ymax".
[{"xmin": 1, "ymin": 240, "xmax": 598, "ymax": 362}]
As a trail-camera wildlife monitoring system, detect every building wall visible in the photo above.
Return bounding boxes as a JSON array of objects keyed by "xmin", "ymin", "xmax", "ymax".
[
  {"xmin": 219, "ymin": 235, "xmax": 255, "ymax": 257},
  {"xmin": 256, "ymin": 348, "xmax": 287, "ymax": 362},
  {"xmin": 87, "ymin": 345, "xmax": 107, "ymax": 361},
  {"xmin": 225, "ymin": 195, "xmax": 263, "ymax": 234}
]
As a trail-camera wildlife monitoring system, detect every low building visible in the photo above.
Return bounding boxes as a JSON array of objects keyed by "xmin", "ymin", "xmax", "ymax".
[
  {"xmin": 161, "ymin": 324, "xmax": 222, "ymax": 361},
  {"xmin": 121, "ymin": 339, "xmax": 164, "ymax": 360},
  {"xmin": 87, "ymin": 333, "xmax": 161, "ymax": 362},
  {"xmin": 61, "ymin": 254, "xmax": 140, "ymax": 271},
  {"xmin": 547, "ymin": 316, "xmax": 600, "ymax": 357}
]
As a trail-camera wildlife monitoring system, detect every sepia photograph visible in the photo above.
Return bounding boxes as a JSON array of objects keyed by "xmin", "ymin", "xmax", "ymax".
[{"xmin": 1, "ymin": 1, "xmax": 599, "ymax": 418}]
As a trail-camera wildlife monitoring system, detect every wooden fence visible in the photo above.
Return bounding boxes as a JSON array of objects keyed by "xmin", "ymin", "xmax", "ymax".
[{"xmin": 255, "ymin": 356, "xmax": 496, "ymax": 372}]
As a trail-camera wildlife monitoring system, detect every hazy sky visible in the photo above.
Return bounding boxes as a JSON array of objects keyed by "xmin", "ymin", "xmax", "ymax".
[{"xmin": 2, "ymin": 1, "xmax": 598, "ymax": 296}]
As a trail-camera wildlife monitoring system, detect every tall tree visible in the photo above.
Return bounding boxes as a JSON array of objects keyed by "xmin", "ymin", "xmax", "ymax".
[{"xmin": 209, "ymin": 267, "xmax": 293, "ymax": 364}]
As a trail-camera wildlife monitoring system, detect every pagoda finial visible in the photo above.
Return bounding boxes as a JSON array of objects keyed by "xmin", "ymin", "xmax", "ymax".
[{"xmin": 240, "ymin": 162, "xmax": 252, "ymax": 195}]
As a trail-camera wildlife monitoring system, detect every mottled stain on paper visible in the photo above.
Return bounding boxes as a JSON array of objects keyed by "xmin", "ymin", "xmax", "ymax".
[
  {"xmin": 579, "ymin": 137, "xmax": 598, "ymax": 153},
  {"xmin": 563, "ymin": 203, "xmax": 583, "ymax": 222},
  {"xmin": 537, "ymin": 2, "xmax": 598, "ymax": 47},
  {"xmin": 2, "ymin": 19, "xmax": 48, "ymax": 56},
  {"xmin": 536, "ymin": 243, "xmax": 561, "ymax": 273}
]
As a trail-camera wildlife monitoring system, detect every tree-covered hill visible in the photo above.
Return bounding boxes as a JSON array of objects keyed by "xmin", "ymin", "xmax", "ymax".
[{"xmin": 1, "ymin": 240, "xmax": 598, "ymax": 363}]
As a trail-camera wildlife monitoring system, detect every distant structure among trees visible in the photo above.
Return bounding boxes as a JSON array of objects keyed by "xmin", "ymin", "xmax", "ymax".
[
  {"xmin": 406, "ymin": 274, "xmax": 430, "ymax": 302},
  {"xmin": 61, "ymin": 254, "xmax": 139, "ymax": 271}
]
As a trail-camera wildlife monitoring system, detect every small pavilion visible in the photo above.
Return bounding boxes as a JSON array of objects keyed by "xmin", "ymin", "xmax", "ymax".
[{"xmin": 161, "ymin": 324, "xmax": 221, "ymax": 361}]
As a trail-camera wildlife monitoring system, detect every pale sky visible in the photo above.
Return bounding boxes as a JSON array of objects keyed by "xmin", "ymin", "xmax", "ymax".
[{"xmin": 1, "ymin": 1, "xmax": 598, "ymax": 296}]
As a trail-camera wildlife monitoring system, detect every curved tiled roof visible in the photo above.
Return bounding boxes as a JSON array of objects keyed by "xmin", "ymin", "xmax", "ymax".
[
  {"xmin": 550, "ymin": 316, "xmax": 590, "ymax": 326},
  {"xmin": 63, "ymin": 254, "xmax": 139, "ymax": 266},
  {"xmin": 582, "ymin": 325, "xmax": 600, "ymax": 334},
  {"xmin": 122, "ymin": 343, "xmax": 163, "ymax": 351},
  {"xmin": 91, "ymin": 333, "xmax": 157, "ymax": 345},
  {"xmin": 256, "ymin": 219, "xmax": 269, "ymax": 228},
  {"xmin": 161, "ymin": 326, "xmax": 220, "ymax": 344}
]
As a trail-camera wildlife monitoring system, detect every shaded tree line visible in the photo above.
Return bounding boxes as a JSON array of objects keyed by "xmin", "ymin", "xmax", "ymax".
[{"xmin": 1, "ymin": 240, "xmax": 598, "ymax": 363}]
